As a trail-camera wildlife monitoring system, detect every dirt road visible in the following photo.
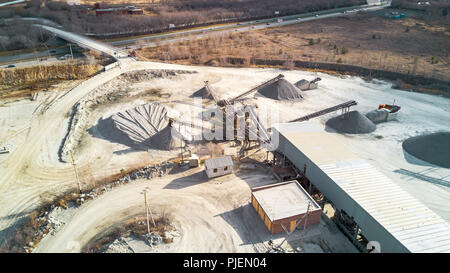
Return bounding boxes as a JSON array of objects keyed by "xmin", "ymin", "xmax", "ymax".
[
  {"xmin": 0, "ymin": 59, "xmax": 193, "ymax": 239},
  {"xmin": 34, "ymin": 168, "xmax": 277, "ymax": 253}
]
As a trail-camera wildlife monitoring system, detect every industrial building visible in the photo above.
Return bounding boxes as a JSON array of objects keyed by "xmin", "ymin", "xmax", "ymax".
[
  {"xmin": 204, "ymin": 156, "xmax": 233, "ymax": 178},
  {"xmin": 272, "ymin": 122, "xmax": 450, "ymax": 253},
  {"xmin": 251, "ymin": 181, "xmax": 322, "ymax": 234}
]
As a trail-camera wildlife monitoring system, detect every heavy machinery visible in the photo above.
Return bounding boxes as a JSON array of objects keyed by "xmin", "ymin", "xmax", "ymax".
[
  {"xmin": 0, "ymin": 146, "xmax": 10, "ymax": 154},
  {"xmin": 202, "ymin": 76, "xmax": 278, "ymax": 154},
  {"xmin": 378, "ymin": 103, "xmax": 401, "ymax": 113}
]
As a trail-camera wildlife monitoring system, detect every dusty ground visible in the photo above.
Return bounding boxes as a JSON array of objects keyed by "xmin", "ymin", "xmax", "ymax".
[
  {"xmin": 0, "ymin": 59, "xmax": 449, "ymax": 252},
  {"xmin": 33, "ymin": 166, "xmax": 357, "ymax": 253},
  {"xmin": 138, "ymin": 10, "xmax": 450, "ymax": 81}
]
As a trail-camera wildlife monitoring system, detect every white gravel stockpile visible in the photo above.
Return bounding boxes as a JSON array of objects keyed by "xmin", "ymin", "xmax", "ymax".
[
  {"xmin": 365, "ymin": 109, "xmax": 390, "ymax": 124},
  {"xmin": 97, "ymin": 102, "xmax": 169, "ymax": 149}
]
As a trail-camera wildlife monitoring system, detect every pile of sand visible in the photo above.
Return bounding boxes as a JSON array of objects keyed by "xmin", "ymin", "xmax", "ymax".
[
  {"xmin": 365, "ymin": 110, "xmax": 389, "ymax": 124},
  {"xmin": 97, "ymin": 102, "xmax": 183, "ymax": 150},
  {"xmin": 295, "ymin": 79, "xmax": 310, "ymax": 90},
  {"xmin": 256, "ymin": 79, "xmax": 303, "ymax": 100},
  {"xmin": 402, "ymin": 132, "xmax": 450, "ymax": 168},
  {"xmin": 144, "ymin": 125, "xmax": 185, "ymax": 150},
  {"xmin": 191, "ymin": 86, "xmax": 214, "ymax": 100},
  {"xmin": 325, "ymin": 110, "xmax": 376, "ymax": 134}
]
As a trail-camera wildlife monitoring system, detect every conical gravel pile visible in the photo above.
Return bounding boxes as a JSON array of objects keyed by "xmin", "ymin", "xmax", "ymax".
[
  {"xmin": 191, "ymin": 86, "xmax": 214, "ymax": 100},
  {"xmin": 402, "ymin": 132, "xmax": 450, "ymax": 168},
  {"xmin": 365, "ymin": 110, "xmax": 389, "ymax": 124},
  {"xmin": 145, "ymin": 125, "xmax": 185, "ymax": 150},
  {"xmin": 326, "ymin": 110, "xmax": 376, "ymax": 134},
  {"xmin": 97, "ymin": 102, "xmax": 169, "ymax": 149},
  {"xmin": 257, "ymin": 79, "xmax": 303, "ymax": 101}
]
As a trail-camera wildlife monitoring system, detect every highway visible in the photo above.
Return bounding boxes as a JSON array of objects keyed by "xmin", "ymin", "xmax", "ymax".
[
  {"xmin": 112, "ymin": 1, "xmax": 390, "ymax": 50},
  {"xmin": 1, "ymin": 1, "xmax": 390, "ymax": 66}
]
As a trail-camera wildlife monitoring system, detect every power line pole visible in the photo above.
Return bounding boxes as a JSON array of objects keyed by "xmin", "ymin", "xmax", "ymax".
[
  {"xmin": 277, "ymin": 202, "xmax": 311, "ymax": 250},
  {"xmin": 70, "ymin": 151, "xmax": 82, "ymax": 193},
  {"xmin": 143, "ymin": 188, "xmax": 156, "ymax": 237},
  {"xmin": 299, "ymin": 202, "xmax": 311, "ymax": 249},
  {"xmin": 69, "ymin": 43, "xmax": 74, "ymax": 60}
]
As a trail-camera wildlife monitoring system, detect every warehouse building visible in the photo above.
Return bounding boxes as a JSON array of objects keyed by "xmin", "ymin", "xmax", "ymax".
[
  {"xmin": 272, "ymin": 121, "xmax": 450, "ymax": 253},
  {"xmin": 251, "ymin": 181, "xmax": 322, "ymax": 234},
  {"xmin": 204, "ymin": 156, "xmax": 233, "ymax": 178}
]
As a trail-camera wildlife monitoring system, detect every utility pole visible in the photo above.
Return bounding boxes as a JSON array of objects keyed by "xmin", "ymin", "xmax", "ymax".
[
  {"xmin": 299, "ymin": 202, "xmax": 311, "ymax": 249},
  {"xmin": 70, "ymin": 151, "xmax": 82, "ymax": 193},
  {"xmin": 277, "ymin": 202, "xmax": 311, "ymax": 250},
  {"xmin": 69, "ymin": 43, "xmax": 74, "ymax": 60},
  {"xmin": 143, "ymin": 188, "xmax": 156, "ymax": 237}
]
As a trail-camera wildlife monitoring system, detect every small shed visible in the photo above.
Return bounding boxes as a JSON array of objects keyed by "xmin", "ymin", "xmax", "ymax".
[
  {"xmin": 204, "ymin": 156, "xmax": 233, "ymax": 178},
  {"xmin": 251, "ymin": 181, "xmax": 322, "ymax": 234}
]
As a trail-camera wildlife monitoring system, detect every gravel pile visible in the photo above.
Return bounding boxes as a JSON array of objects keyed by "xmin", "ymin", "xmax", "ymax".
[
  {"xmin": 97, "ymin": 102, "xmax": 170, "ymax": 149},
  {"xmin": 191, "ymin": 86, "xmax": 214, "ymax": 100},
  {"xmin": 326, "ymin": 110, "xmax": 376, "ymax": 134},
  {"xmin": 402, "ymin": 132, "xmax": 450, "ymax": 168},
  {"xmin": 144, "ymin": 125, "xmax": 185, "ymax": 150},
  {"xmin": 365, "ymin": 110, "xmax": 390, "ymax": 124},
  {"xmin": 257, "ymin": 79, "xmax": 303, "ymax": 100}
]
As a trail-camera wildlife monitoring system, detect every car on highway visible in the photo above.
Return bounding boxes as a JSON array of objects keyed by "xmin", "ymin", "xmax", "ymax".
[{"xmin": 6, "ymin": 64, "xmax": 15, "ymax": 68}]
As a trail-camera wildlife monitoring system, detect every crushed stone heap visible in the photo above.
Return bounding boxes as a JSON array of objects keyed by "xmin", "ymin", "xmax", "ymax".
[
  {"xmin": 144, "ymin": 123, "xmax": 185, "ymax": 150},
  {"xmin": 365, "ymin": 110, "xmax": 390, "ymax": 124},
  {"xmin": 98, "ymin": 102, "xmax": 180, "ymax": 150},
  {"xmin": 325, "ymin": 110, "xmax": 376, "ymax": 134},
  {"xmin": 191, "ymin": 86, "xmax": 214, "ymax": 100},
  {"xmin": 256, "ymin": 79, "xmax": 303, "ymax": 101},
  {"xmin": 402, "ymin": 132, "xmax": 450, "ymax": 168}
]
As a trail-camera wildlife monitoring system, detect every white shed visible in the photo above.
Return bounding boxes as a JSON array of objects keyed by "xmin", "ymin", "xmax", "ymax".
[{"xmin": 204, "ymin": 156, "xmax": 233, "ymax": 178}]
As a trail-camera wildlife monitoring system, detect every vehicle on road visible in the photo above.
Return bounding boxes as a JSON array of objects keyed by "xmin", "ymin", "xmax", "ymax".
[{"xmin": 6, "ymin": 64, "xmax": 15, "ymax": 68}]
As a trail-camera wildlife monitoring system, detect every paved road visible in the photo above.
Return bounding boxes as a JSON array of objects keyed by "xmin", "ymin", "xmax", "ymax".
[
  {"xmin": 1, "ymin": 1, "xmax": 390, "ymax": 66},
  {"xmin": 114, "ymin": 1, "xmax": 390, "ymax": 51}
]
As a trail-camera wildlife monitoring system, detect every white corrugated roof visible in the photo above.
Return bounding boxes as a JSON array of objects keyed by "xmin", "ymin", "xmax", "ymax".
[
  {"xmin": 273, "ymin": 122, "xmax": 450, "ymax": 253},
  {"xmin": 204, "ymin": 156, "xmax": 233, "ymax": 169}
]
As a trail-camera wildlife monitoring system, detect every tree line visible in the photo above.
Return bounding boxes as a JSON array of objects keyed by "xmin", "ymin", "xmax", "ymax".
[{"xmin": 0, "ymin": 0, "xmax": 364, "ymax": 51}]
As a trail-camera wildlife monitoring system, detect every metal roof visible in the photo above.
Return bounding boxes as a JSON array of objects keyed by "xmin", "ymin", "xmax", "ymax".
[
  {"xmin": 272, "ymin": 121, "xmax": 450, "ymax": 253},
  {"xmin": 204, "ymin": 156, "xmax": 233, "ymax": 170},
  {"xmin": 252, "ymin": 181, "xmax": 321, "ymax": 221}
]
